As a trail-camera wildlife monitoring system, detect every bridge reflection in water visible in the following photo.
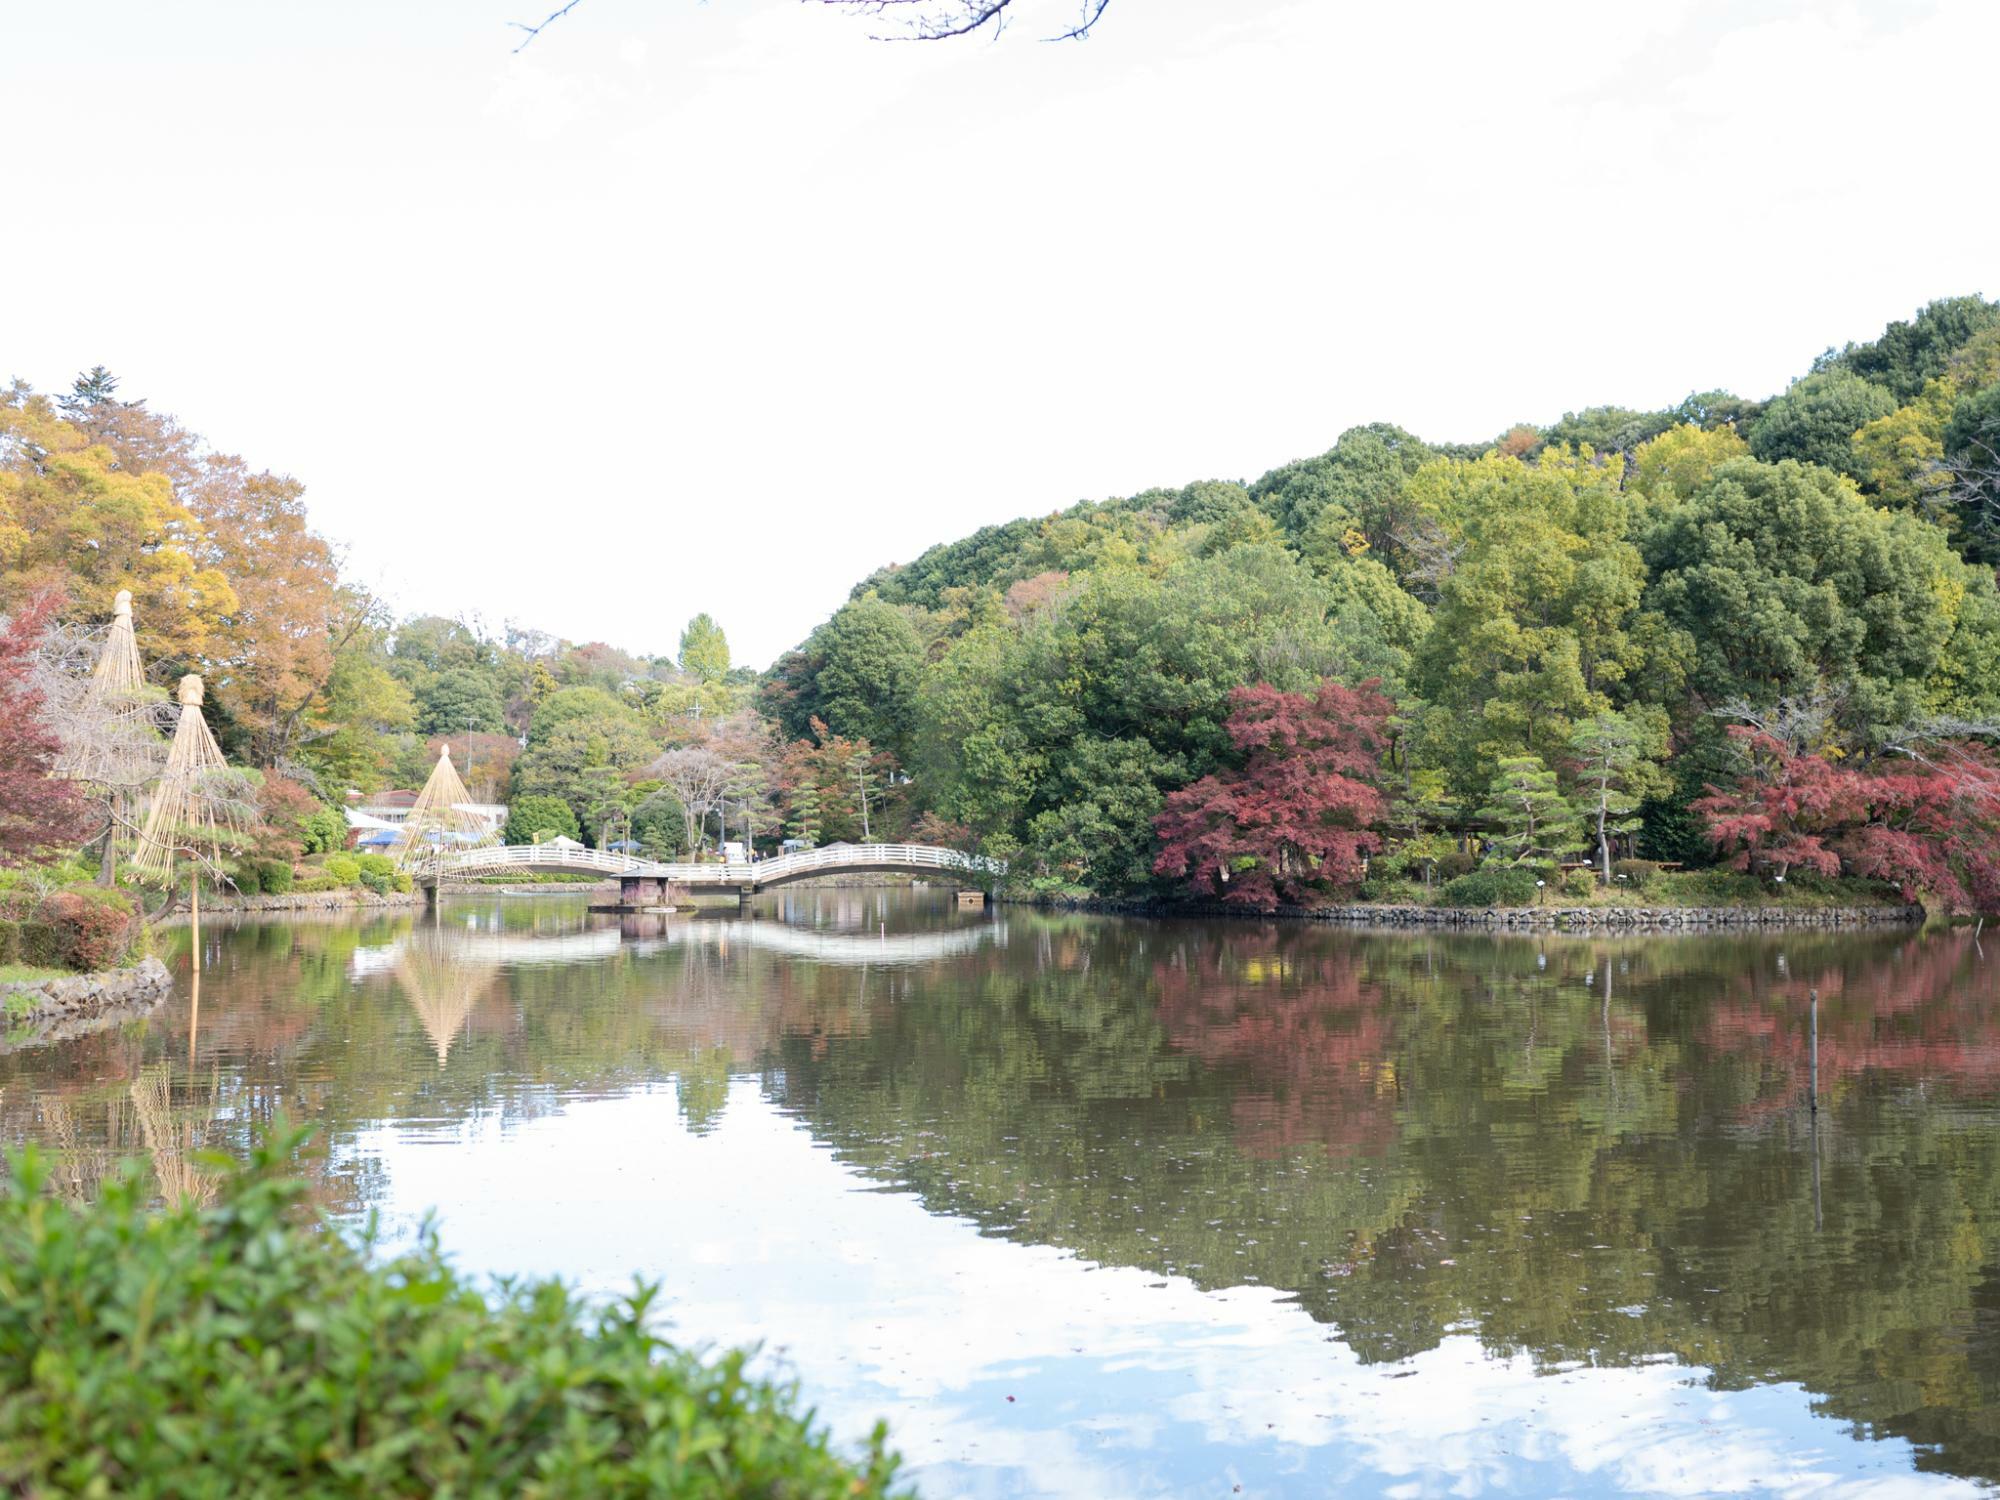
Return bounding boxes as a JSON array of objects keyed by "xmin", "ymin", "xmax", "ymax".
[{"xmin": 351, "ymin": 912, "xmax": 1004, "ymax": 976}]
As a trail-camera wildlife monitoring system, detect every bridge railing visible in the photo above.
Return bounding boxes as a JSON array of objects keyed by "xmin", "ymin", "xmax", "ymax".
[{"xmin": 427, "ymin": 840, "xmax": 1004, "ymax": 886}]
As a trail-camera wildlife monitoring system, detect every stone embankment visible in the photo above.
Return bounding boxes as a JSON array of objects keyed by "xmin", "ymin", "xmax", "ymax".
[
  {"xmin": 2, "ymin": 956, "xmax": 174, "ymax": 1050},
  {"xmin": 1307, "ymin": 903, "xmax": 1920, "ymax": 931},
  {"xmin": 1023, "ymin": 895, "xmax": 1920, "ymax": 931}
]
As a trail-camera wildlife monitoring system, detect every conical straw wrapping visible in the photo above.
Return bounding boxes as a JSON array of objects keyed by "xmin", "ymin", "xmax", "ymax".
[
  {"xmin": 53, "ymin": 589, "xmax": 165, "ymax": 793},
  {"xmin": 394, "ymin": 928, "xmax": 499, "ymax": 1067},
  {"xmin": 394, "ymin": 743, "xmax": 501, "ymax": 872},
  {"xmin": 131, "ymin": 675, "xmax": 244, "ymax": 883}
]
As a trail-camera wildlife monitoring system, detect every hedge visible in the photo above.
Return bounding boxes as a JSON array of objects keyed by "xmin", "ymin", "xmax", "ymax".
[
  {"xmin": 1439, "ymin": 866, "xmax": 1542, "ymax": 908},
  {"xmin": 1613, "ymin": 858, "xmax": 1662, "ymax": 890},
  {"xmin": 0, "ymin": 889, "xmax": 138, "ymax": 972},
  {"xmin": 0, "ymin": 1132, "xmax": 907, "ymax": 1498}
]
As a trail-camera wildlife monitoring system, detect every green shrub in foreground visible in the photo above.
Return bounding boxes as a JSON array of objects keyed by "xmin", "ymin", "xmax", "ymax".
[{"xmin": 0, "ymin": 1133, "xmax": 906, "ymax": 1499}]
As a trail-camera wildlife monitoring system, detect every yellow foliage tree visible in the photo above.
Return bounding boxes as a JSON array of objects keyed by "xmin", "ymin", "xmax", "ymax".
[
  {"xmin": 1851, "ymin": 382, "xmax": 1956, "ymax": 513},
  {"xmin": 1629, "ymin": 423, "xmax": 1749, "ymax": 504},
  {"xmin": 0, "ymin": 393, "xmax": 235, "ymax": 665}
]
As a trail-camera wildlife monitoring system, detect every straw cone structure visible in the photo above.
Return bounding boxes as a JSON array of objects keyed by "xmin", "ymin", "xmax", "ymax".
[
  {"xmin": 131, "ymin": 674, "xmax": 244, "ymax": 883},
  {"xmin": 130, "ymin": 1066, "xmax": 218, "ymax": 1210},
  {"xmin": 394, "ymin": 928, "xmax": 499, "ymax": 1067},
  {"xmin": 394, "ymin": 743, "xmax": 500, "ymax": 873},
  {"xmin": 52, "ymin": 591, "xmax": 166, "ymax": 838}
]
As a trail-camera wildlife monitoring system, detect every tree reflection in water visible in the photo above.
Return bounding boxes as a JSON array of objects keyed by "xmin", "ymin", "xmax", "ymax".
[{"xmin": 0, "ymin": 899, "xmax": 1996, "ymax": 1486}]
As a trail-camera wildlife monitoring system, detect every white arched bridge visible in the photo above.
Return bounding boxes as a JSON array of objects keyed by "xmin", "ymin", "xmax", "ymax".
[{"xmin": 419, "ymin": 841, "xmax": 1005, "ymax": 906}]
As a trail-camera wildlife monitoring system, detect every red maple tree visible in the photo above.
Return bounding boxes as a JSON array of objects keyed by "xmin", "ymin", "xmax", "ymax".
[
  {"xmin": 1696, "ymin": 726, "xmax": 2000, "ymax": 913},
  {"xmin": 1692, "ymin": 727, "xmax": 1865, "ymax": 881},
  {"xmin": 1153, "ymin": 679, "xmax": 1393, "ymax": 910},
  {"xmin": 0, "ymin": 591, "xmax": 91, "ymax": 865},
  {"xmin": 1841, "ymin": 745, "xmax": 2000, "ymax": 913}
]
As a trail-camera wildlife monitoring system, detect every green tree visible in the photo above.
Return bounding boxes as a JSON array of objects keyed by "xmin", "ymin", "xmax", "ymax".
[
  {"xmin": 1819, "ymin": 294, "xmax": 2000, "ymax": 401},
  {"xmin": 529, "ymin": 686, "xmax": 640, "ymax": 741},
  {"xmin": 1642, "ymin": 457, "xmax": 1981, "ymax": 730},
  {"xmin": 1747, "ymin": 369, "xmax": 1895, "ymax": 476},
  {"xmin": 783, "ymin": 781, "xmax": 823, "ymax": 848},
  {"xmin": 416, "ymin": 667, "xmax": 506, "ymax": 737},
  {"xmin": 1541, "ymin": 406, "xmax": 1677, "ymax": 460},
  {"xmin": 777, "ymin": 596, "xmax": 924, "ymax": 757},
  {"xmin": 1409, "ymin": 450, "xmax": 1656, "ymax": 795},
  {"xmin": 677, "ymin": 613, "xmax": 731, "ymax": 684},
  {"xmin": 1568, "ymin": 709, "xmax": 1668, "ymax": 882},
  {"xmin": 1249, "ymin": 422, "xmax": 1438, "ymax": 561},
  {"xmin": 504, "ymin": 793, "xmax": 580, "ymax": 844},
  {"xmin": 630, "ymin": 789, "xmax": 687, "ymax": 856},
  {"xmin": 1477, "ymin": 755, "xmax": 1583, "ymax": 869},
  {"xmin": 513, "ymin": 716, "xmax": 654, "ymax": 834},
  {"xmin": 1383, "ymin": 767, "xmax": 1457, "ymax": 890},
  {"xmin": 1943, "ymin": 379, "xmax": 2000, "ymax": 563}
]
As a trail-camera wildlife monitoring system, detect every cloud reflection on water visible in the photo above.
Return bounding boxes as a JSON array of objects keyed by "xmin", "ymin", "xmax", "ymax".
[{"xmin": 356, "ymin": 1083, "xmax": 1978, "ymax": 1500}]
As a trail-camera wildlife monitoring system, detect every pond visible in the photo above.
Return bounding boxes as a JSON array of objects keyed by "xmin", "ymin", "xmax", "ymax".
[{"xmin": 4, "ymin": 889, "xmax": 1998, "ymax": 1498}]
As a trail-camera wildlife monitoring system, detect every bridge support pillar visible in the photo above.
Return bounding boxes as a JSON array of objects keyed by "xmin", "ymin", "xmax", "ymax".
[{"xmin": 619, "ymin": 875, "xmax": 670, "ymax": 909}]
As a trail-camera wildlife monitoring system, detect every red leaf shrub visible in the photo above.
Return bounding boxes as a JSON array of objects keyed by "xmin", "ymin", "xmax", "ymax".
[
  {"xmin": 251, "ymin": 774, "xmax": 319, "ymax": 862},
  {"xmin": 1153, "ymin": 679, "xmax": 1393, "ymax": 910},
  {"xmin": 34, "ymin": 888, "xmax": 139, "ymax": 971}
]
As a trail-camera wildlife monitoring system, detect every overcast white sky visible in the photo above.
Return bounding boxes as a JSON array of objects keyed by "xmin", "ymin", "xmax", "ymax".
[{"xmin": 6, "ymin": 0, "xmax": 1997, "ymax": 667}]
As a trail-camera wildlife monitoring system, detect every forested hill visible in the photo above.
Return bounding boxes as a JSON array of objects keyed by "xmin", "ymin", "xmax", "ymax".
[
  {"xmin": 7, "ymin": 298, "xmax": 1999, "ymax": 910},
  {"xmin": 759, "ymin": 294, "xmax": 2000, "ymax": 898}
]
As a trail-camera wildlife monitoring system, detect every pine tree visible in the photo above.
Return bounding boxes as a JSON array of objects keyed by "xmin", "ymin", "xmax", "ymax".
[
  {"xmin": 1477, "ymin": 755, "xmax": 1584, "ymax": 868},
  {"xmin": 1569, "ymin": 710, "xmax": 1668, "ymax": 882}
]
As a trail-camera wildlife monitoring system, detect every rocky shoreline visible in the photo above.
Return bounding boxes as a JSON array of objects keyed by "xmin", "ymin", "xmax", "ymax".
[
  {"xmin": 1019, "ymin": 895, "xmax": 1923, "ymax": 931},
  {"xmin": 184, "ymin": 889, "xmax": 427, "ymax": 916},
  {"xmin": 1305, "ymin": 902, "xmax": 1921, "ymax": 930},
  {"xmin": 1, "ymin": 956, "xmax": 175, "ymax": 1048}
]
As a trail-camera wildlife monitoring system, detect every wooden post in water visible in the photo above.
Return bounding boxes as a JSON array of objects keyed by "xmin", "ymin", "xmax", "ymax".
[
  {"xmin": 1808, "ymin": 986, "xmax": 1818, "ymax": 1115},
  {"xmin": 190, "ymin": 875, "xmax": 201, "ymax": 976}
]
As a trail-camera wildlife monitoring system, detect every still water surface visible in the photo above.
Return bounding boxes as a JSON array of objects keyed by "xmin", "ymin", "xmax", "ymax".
[{"xmin": 4, "ymin": 890, "xmax": 1999, "ymax": 1498}]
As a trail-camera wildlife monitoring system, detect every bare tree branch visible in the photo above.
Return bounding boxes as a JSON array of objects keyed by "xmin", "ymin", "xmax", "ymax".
[
  {"xmin": 1712, "ymin": 690, "xmax": 1843, "ymax": 753},
  {"xmin": 509, "ymin": 0, "xmax": 585, "ymax": 52},
  {"xmin": 508, "ymin": 0, "xmax": 1111, "ymax": 49}
]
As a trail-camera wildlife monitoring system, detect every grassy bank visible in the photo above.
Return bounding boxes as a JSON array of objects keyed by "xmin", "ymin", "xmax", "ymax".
[{"xmin": 0, "ymin": 964, "xmax": 68, "ymax": 986}]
